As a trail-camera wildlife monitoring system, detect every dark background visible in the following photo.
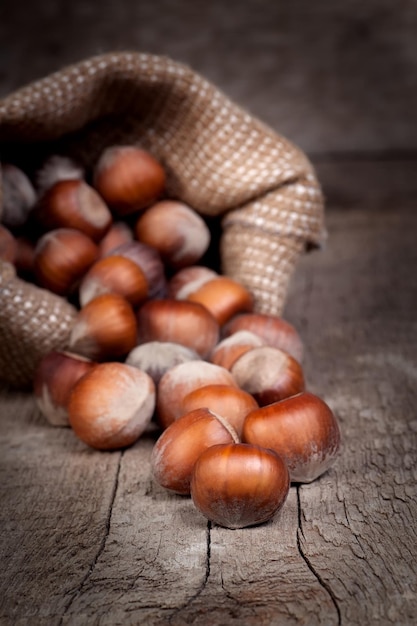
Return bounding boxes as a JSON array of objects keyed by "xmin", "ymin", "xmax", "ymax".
[{"xmin": 1, "ymin": 0, "xmax": 416, "ymax": 160}]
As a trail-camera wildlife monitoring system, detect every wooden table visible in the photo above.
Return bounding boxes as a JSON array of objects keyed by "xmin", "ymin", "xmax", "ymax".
[{"xmin": 1, "ymin": 162, "xmax": 416, "ymax": 625}]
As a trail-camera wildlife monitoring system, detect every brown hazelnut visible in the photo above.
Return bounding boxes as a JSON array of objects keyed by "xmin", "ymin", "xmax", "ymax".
[
  {"xmin": 68, "ymin": 362, "xmax": 155, "ymax": 450},
  {"xmin": 181, "ymin": 384, "xmax": 259, "ymax": 438},
  {"xmin": 156, "ymin": 360, "xmax": 237, "ymax": 430},
  {"xmin": 93, "ymin": 145, "xmax": 166, "ymax": 216},
  {"xmin": 125, "ymin": 341, "xmax": 200, "ymax": 384},
  {"xmin": 98, "ymin": 222, "xmax": 134, "ymax": 258},
  {"xmin": 136, "ymin": 299, "xmax": 219, "ymax": 359},
  {"xmin": 230, "ymin": 345, "xmax": 305, "ymax": 405},
  {"xmin": 242, "ymin": 392, "xmax": 341, "ymax": 483},
  {"xmin": 151, "ymin": 407, "xmax": 239, "ymax": 495},
  {"xmin": 168, "ymin": 265, "xmax": 218, "ymax": 299},
  {"xmin": 180, "ymin": 276, "xmax": 254, "ymax": 326},
  {"xmin": 34, "ymin": 179, "xmax": 112, "ymax": 242},
  {"xmin": 14, "ymin": 236, "xmax": 36, "ymax": 279},
  {"xmin": 209, "ymin": 330, "xmax": 265, "ymax": 370},
  {"xmin": 34, "ymin": 228, "xmax": 98, "ymax": 295},
  {"xmin": 190, "ymin": 443, "xmax": 290, "ymax": 529},
  {"xmin": 108, "ymin": 241, "xmax": 166, "ymax": 299},
  {"xmin": 134, "ymin": 200, "xmax": 210, "ymax": 268},
  {"xmin": 33, "ymin": 351, "xmax": 96, "ymax": 426},
  {"xmin": 223, "ymin": 313, "xmax": 304, "ymax": 363},
  {"xmin": 69, "ymin": 293, "xmax": 138, "ymax": 360},
  {"xmin": 0, "ymin": 224, "xmax": 17, "ymax": 264},
  {"xmin": 79, "ymin": 255, "xmax": 148, "ymax": 308}
]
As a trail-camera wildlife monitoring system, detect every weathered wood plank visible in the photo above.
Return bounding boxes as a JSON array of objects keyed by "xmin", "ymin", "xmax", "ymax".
[
  {"xmin": 1, "ymin": 201, "xmax": 416, "ymax": 624},
  {"xmin": 0, "ymin": 403, "xmax": 209, "ymax": 625},
  {"xmin": 0, "ymin": 401, "xmax": 330, "ymax": 626},
  {"xmin": 0, "ymin": 393, "xmax": 121, "ymax": 624},
  {"xmin": 59, "ymin": 445, "xmax": 332, "ymax": 625},
  {"xmin": 285, "ymin": 206, "xmax": 417, "ymax": 625},
  {"xmin": 168, "ymin": 490, "xmax": 337, "ymax": 626},
  {"xmin": 61, "ymin": 437, "xmax": 209, "ymax": 625}
]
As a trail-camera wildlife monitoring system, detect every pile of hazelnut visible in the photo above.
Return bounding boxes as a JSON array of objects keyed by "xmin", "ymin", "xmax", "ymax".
[{"xmin": 0, "ymin": 146, "xmax": 341, "ymax": 530}]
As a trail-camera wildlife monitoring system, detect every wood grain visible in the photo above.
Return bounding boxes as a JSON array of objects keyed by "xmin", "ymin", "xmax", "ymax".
[
  {"xmin": 0, "ymin": 394, "xmax": 121, "ymax": 624},
  {"xmin": 1, "ymin": 173, "xmax": 417, "ymax": 624},
  {"xmin": 285, "ymin": 205, "xmax": 417, "ymax": 626}
]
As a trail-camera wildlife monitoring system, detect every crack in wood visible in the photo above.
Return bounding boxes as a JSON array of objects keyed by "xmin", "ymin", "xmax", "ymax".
[
  {"xmin": 206, "ymin": 520, "xmax": 212, "ymax": 583},
  {"xmin": 167, "ymin": 521, "xmax": 212, "ymax": 623},
  {"xmin": 296, "ymin": 486, "xmax": 342, "ymax": 626},
  {"xmin": 218, "ymin": 571, "xmax": 258, "ymax": 618},
  {"xmin": 58, "ymin": 451, "xmax": 123, "ymax": 623}
]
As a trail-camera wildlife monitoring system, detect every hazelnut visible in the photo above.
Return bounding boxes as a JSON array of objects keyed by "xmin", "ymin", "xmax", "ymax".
[
  {"xmin": 134, "ymin": 200, "xmax": 210, "ymax": 268},
  {"xmin": 68, "ymin": 362, "xmax": 155, "ymax": 450},
  {"xmin": 34, "ymin": 228, "xmax": 98, "ymax": 295},
  {"xmin": 69, "ymin": 293, "xmax": 138, "ymax": 360},
  {"xmin": 93, "ymin": 145, "xmax": 166, "ymax": 216},
  {"xmin": 168, "ymin": 265, "xmax": 218, "ymax": 299},
  {"xmin": 34, "ymin": 179, "xmax": 112, "ymax": 241},
  {"xmin": 156, "ymin": 360, "xmax": 237, "ymax": 430},
  {"xmin": 151, "ymin": 407, "xmax": 239, "ymax": 495},
  {"xmin": 33, "ymin": 351, "xmax": 96, "ymax": 426},
  {"xmin": 1, "ymin": 163, "xmax": 36, "ymax": 229},
  {"xmin": 125, "ymin": 341, "xmax": 200, "ymax": 384},
  {"xmin": 242, "ymin": 391, "xmax": 342, "ymax": 483},
  {"xmin": 181, "ymin": 384, "xmax": 259, "ymax": 437},
  {"xmin": 230, "ymin": 345, "xmax": 305, "ymax": 405},
  {"xmin": 0, "ymin": 224, "xmax": 17, "ymax": 264},
  {"xmin": 79, "ymin": 255, "xmax": 148, "ymax": 308},
  {"xmin": 190, "ymin": 443, "xmax": 290, "ymax": 529},
  {"xmin": 179, "ymin": 276, "xmax": 254, "ymax": 326},
  {"xmin": 14, "ymin": 236, "xmax": 36, "ymax": 279},
  {"xmin": 36, "ymin": 155, "xmax": 84, "ymax": 193},
  {"xmin": 209, "ymin": 330, "xmax": 265, "ymax": 370},
  {"xmin": 98, "ymin": 221, "xmax": 134, "ymax": 257},
  {"xmin": 223, "ymin": 313, "xmax": 304, "ymax": 363},
  {"xmin": 109, "ymin": 241, "xmax": 166, "ymax": 299},
  {"xmin": 136, "ymin": 299, "xmax": 219, "ymax": 359}
]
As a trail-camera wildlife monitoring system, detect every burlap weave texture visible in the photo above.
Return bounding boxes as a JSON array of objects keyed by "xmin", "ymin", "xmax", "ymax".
[{"xmin": 0, "ymin": 51, "xmax": 325, "ymax": 388}]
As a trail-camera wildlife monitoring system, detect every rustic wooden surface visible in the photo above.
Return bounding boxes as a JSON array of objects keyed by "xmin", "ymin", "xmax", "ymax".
[{"xmin": 1, "ymin": 163, "xmax": 416, "ymax": 625}]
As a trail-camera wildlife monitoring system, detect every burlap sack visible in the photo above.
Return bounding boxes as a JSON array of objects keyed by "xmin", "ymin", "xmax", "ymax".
[{"xmin": 0, "ymin": 51, "xmax": 325, "ymax": 389}]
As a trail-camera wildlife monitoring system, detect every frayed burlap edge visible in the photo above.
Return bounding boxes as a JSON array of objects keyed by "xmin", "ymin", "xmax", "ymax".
[{"xmin": 0, "ymin": 262, "xmax": 77, "ymax": 389}]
